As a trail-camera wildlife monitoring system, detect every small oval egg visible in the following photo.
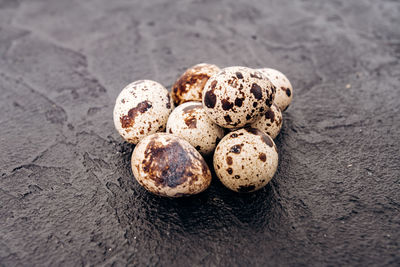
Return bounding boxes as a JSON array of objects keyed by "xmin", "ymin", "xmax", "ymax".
[
  {"xmin": 202, "ymin": 66, "xmax": 275, "ymax": 129},
  {"xmin": 258, "ymin": 68, "xmax": 293, "ymax": 111},
  {"xmin": 166, "ymin": 101, "xmax": 225, "ymax": 156},
  {"xmin": 113, "ymin": 80, "xmax": 174, "ymax": 144},
  {"xmin": 171, "ymin": 63, "xmax": 220, "ymax": 105},
  {"xmin": 250, "ymin": 103, "xmax": 283, "ymax": 139},
  {"xmin": 131, "ymin": 133, "xmax": 212, "ymax": 197},
  {"xmin": 213, "ymin": 128, "xmax": 278, "ymax": 193}
]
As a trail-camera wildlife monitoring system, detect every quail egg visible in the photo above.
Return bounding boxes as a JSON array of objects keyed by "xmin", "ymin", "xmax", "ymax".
[
  {"xmin": 202, "ymin": 66, "xmax": 275, "ymax": 128},
  {"xmin": 171, "ymin": 63, "xmax": 220, "ymax": 105},
  {"xmin": 166, "ymin": 101, "xmax": 225, "ymax": 156},
  {"xmin": 113, "ymin": 80, "xmax": 174, "ymax": 144},
  {"xmin": 258, "ymin": 68, "xmax": 293, "ymax": 111},
  {"xmin": 213, "ymin": 128, "xmax": 278, "ymax": 193},
  {"xmin": 250, "ymin": 103, "xmax": 283, "ymax": 139},
  {"xmin": 131, "ymin": 133, "xmax": 212, "ymax": 197}
]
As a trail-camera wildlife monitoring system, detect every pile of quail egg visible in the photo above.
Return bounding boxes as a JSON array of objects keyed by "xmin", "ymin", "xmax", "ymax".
[{"xmin": 113, "ymin": 63, "xmax": 293, "ymax": 197}]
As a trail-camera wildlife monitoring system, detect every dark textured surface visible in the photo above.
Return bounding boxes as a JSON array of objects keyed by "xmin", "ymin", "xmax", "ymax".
[{"xmin": 1, "ymin": 0, "xmax": 400, "ymax": 266}]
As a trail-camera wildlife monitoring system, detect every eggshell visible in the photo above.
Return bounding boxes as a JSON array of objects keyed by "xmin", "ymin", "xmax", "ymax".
[
  {"xmin": 213, "ymin": 128, "xmax": 278, "ymax": 193},
  {"xmin": 113, "ymin": 80, "xmax": 174, "ymax": 144},
  {"xmin": 250, "ymin": 103, "xmax": 283, "ymax": 139},
  {"xmin": 202, "ymin": 66, "xmax": 275, "ymax": 128},
  {"xmin": 171, "ymin": 63, "xmax": 220, "ymax": 105},
  {"xmin": 131, "ymin": 133, "xmax": 212, "ymax": 197},
  {"xmin": 258, "ymin": 68, "xmax": 293, "ymax": 111},
  {"xmin": 166, "ymin": 102, "xmax": 225, "ymax": 156}
]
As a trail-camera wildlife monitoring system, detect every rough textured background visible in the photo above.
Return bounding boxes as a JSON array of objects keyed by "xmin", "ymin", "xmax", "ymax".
[{"xmin": 1, "ymin": 0, "xmax": 399, "ymax": 266}]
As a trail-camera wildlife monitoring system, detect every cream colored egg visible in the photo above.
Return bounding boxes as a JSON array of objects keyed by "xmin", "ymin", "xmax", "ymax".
[
  {"xmin": 213, "ymin": 128, "xmax": 278, "ymax": 193},
  {"xmin": 202, "ymin": 66, "xmax": 275, "ymax": 129},
  {"xmin": 131, "ymin": 133, "xmax": 212, "ymax": 197},
  {"xmin": 166, "ymin": 101, "xmax": 225, "ymax": 156},
  {"xmin": 258, "ymin": 68, "xmax": 293, "ymax": 111},
  {"xmin": 171, "ymin": 63, "xmax": 220, "ymax": 105},
  {"xmin": 113, "ymin": 80, "xmax": 174, "ymax": 144},
  {"xmin": 250, "ymin": 103, "xmax": 283, "ymax": 139}
]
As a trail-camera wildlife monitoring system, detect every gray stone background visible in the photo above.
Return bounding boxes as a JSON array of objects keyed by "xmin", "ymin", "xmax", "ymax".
[{"xmin": 1, "ymin": 0, "xmax": 399, "ymax": 266}]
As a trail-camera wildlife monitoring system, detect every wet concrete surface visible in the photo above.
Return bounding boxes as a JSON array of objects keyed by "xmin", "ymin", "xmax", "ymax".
[{"xmin": 1, "ymin": 0, "xmax": 399, "ymax": 266}]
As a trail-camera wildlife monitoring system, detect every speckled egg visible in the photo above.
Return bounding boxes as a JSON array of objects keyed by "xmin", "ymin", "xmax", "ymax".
[
  {"xmin": 202, "ymin": 66, "xmax": 275, "ymax": 129},
  {"xmin": 213, "ymin": 128, "xmax": 278, "ymax": 193},
  {"xmin": 166, "ymin": 101, "xmax": 225, "ymax": 156},
  {"xmin": 258, "ymin": 68, "xmax": 293, "ymax": 111},
  {"xmin": 171, "ymin": 63, "xmax": 220, "ymax": 105},
  {"xmin": 113, "ymin": 80, "xmax": 174, "ymax": 144},
  {"xmin": 131, "ymin": 133, "xmax": 212, "ymax": 197},
  {"xmin": 250, "ymin": 103, "xmax": 283, "ymax": 139}
]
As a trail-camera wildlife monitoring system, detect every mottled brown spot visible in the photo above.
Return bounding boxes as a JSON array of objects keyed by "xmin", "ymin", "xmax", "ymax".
[
  {"xmin": 204, "ymin": 81, "xmax": 217, "ymax": 108},
  {"xmin": 227, "ymin": 168, "xmax": 233, "ymax": 174},
  {"xmin": 250, "ymin": 71, "xmax": 263, "ymax": 79},
  {"xmin": 221, "ymin": 99, "xmax": 234, "ymax": 110},
  {"xmin": 235, "ymin": 98, "xmax": 243, "ymax": 107},
  {"xmin": 250, "ymin": 83, "xmax": 262, "ymax": 100},
  {"xmin": 224, "ymin": 114, "xmax": 232, "ymax": 123},
  {"xmin": 140, "ymin": 129, "xmax": 144, "ymax": 134},
  {"xmin": 230, "ymin": 144, "xmax": 242, "ymax": 154},
  {"xmin": 265, "ymin": 107, "xmax": 275, "ymax": 122},
  {"xmin": 238, "ymin": 185, "xmax": 256, "ymax": 193},
  {"xmin": 184, "ymin": 116, "xmax": 197, "ymax": 128},
  {"xmin": 265, "ymin": 94, "xmax": 273, "ymax": 107},
  {"xmin": 236, "ymin": 72, "xmax": 243, "ymax": 79},
  {"xmin": 210, "ymin": 80, "xmax": 218, "ymax": 90},
  {"xmin": 259, "ymin": 153, "xmax": 266, "ymax": 162},
  {"xmin": 121, "ymin": 99, "xmax": 125, "ymax": 103},
  {"xmin": 166, "ymin": 93, "xmax": 171, "ymax": 109},
  {"xmin": 169, "ymin": 128, "xmax": 173, "ymax": 134},
  {"xmin": 226, "ymin": 156, "xmax": 233, "ymax": 165},
  {"xmin": 286, "ymin": 88, "xmax": 292, "ymax": 97},
  {"xmin": 244, "ymin": 127, "xmax": 274, "ymax": 147},
  {"xmin": 272, "ymin": 85, "xmax": 276, "ymax": 94},
  {"xmin": 120, "ymin": 101, "xmax": 152, "ymax": 128}
]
